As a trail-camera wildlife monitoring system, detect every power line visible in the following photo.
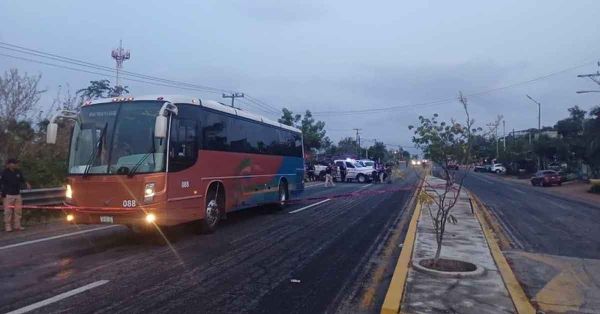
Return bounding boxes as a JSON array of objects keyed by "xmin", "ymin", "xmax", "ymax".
[
  {"xmin": 312, "ymin": 59, "xmax": 597, "ymax": 117},
  {"xmin": 0, "ymin": 43, "xmax": 284, "ymax": 117},
  {"xmin": 0, "ymin": 42, "xmax": 229, "ymax": 94}
]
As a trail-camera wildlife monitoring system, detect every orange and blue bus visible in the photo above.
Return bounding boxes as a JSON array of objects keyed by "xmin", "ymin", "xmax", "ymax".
[{"xmin": 46, "ymin": 95, "xmax": 305, "ymax": 233}]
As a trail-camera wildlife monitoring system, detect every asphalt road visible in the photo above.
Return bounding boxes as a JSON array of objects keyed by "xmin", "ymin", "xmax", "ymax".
[
  {"xmin": 0, "ymin": 170, "xmax": 418, "ymax": 314},
  {"xmin": 463, "ymin": 171, "xmax": 600, "ymax": 259}
]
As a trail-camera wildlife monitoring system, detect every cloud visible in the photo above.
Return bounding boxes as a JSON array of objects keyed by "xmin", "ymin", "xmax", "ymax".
[{"xmin": 234, "ymin": 0, "xmax": 328, "ymax": 23}]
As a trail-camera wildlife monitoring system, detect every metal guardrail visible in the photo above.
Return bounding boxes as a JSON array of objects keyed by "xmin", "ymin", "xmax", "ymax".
[{"xmin": 1, "ymin": 187, "xmax": 65, "ymax": 208}]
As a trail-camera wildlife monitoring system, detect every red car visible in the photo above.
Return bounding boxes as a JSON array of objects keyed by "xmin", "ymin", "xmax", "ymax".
[{"xmin": 530, "ymin": 170, "xmax": 562, "ymax": 187}]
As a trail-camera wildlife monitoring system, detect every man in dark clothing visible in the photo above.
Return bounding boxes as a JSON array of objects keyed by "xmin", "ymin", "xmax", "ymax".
[
  {"xmin": 339, "ymin": 163, "xmax": 347, "ymax": 182},
  {"xmin": 1, "ymin": 159, "xmax": 31, "ymax": 232}
]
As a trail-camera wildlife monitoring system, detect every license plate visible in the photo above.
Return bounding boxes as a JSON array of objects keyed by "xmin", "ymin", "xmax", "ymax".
[{"xmin": 100, "ymin": 216, "xmax": 114, "ymax": 224}]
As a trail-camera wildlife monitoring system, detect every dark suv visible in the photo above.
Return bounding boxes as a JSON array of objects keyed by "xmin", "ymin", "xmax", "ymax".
[{"xmin": 530, "ymin": 170, "xmax": 562, "ymax": 187}]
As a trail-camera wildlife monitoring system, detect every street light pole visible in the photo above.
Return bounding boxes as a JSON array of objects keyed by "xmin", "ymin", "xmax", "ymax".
[{"xmin": 526, "ymin": 95, "xmax": 541, "ymax": 133}]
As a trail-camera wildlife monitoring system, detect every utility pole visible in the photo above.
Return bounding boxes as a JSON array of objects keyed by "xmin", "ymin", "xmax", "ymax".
[
  {"xmin": 496, "ymin": 125, "xmax": 499, "ymax": 160},
  {"xmin": 111, "ymin": 40, "xmax": 130, "ymax": 88},
  {"xmin": 503, "ymin": 120, "xmax": 506, "ymax": 151},
  {"xmin": 222, "ymin": 92, "xmax": 244, "ymax": 108},
  {"xmin": 512, "ymin": 128, "xmax": 515, "ymax": 147},
  {"xmin": 577, "ymin": 61, "xmax": 600, "ymax": 87},
  {"xmin": 526, "ymin": 95, "xmax": 542, "ymax": 169},
  {"xmin": 526, "ymin": 95, "xmax": 541, "ymax": 134},
  {"xmin": 353, "ymin": 128, "xmax": 362, "ymax": 157}
]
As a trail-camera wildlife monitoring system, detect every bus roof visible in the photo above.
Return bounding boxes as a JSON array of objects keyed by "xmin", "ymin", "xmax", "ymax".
[{"xmin": 86, "ymin": 94, "xmax": 301, "ymax": 133}]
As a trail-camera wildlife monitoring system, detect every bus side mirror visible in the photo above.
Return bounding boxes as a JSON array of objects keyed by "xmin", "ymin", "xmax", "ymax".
[
  {"xmin": 154, "ymin": 115, "xmax": 168, "ymax": 138},
  {"xmin": 47, "ymin": 122, "xmax": 58, "ymax": 144}
]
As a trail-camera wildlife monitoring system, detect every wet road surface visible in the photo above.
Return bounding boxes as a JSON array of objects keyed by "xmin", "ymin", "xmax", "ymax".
[{"xmin": 0, "ymin": 171, "xmax": 418, "ymax": 314}]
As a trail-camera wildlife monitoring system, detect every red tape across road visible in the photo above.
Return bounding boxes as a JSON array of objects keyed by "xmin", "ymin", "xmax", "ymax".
[{"xmin": 2, "ymin": 184, "xmax": 422, "ymax": 211}]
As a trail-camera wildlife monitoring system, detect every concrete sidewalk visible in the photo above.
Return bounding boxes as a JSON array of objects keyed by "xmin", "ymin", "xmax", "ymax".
[{"xmin": 401, "ymin": 176, "xmax": 517, "ymax": 313}]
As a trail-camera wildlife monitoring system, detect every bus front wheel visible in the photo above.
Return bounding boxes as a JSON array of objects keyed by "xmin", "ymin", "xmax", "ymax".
[{"xmin": 199, "ymin": 184, "xmax": 223, "ymax": 234}]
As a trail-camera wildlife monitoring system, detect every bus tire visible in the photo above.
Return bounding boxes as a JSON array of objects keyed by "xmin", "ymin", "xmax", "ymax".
[
  {"xmin": 357, "ymin": 174, "xmax": 367, "ymax": 183},
  {"xmin": 199, "ymin": 183, "xmax": 224, "ymax": 234},
  {"xmin": 275, "ymin": 180, "xmax": 289, "ymax": 211}
]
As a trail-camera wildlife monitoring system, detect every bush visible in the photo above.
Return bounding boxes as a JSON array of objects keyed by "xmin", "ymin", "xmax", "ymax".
[{"xmin": 590, "ymin": 184, "xmax": 600, "ymax": 194}]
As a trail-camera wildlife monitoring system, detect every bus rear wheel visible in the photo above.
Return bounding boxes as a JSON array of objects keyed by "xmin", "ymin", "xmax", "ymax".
[
  {"xmin": 198, "ymin": 184, "xmax": 223, "ymax": 234},
  {"xmin": 275, "ymin": 181, "xmax": 289, "ymax": 211}
]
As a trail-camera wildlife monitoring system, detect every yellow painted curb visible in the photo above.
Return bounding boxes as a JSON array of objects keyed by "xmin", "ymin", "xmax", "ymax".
[
  {"xmin": 380, "ymin": 182, "xmax": 423, "ymax": 314},
  {"xmin": 469, "ymin": 191, "xmax": 536, "ymax": 314}
]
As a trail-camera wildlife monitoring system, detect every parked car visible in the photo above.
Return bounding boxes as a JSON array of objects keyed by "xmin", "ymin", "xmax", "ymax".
[
  {"xmin": 314, "ymin": 161, "xmax": 329, "ymax": 180},
  {"xmin": 530, "ymin": 170, "xmax": 562, "ymax": 186},
  {"xmin": 357, "ymin": 159, "xmax": 375, "ymax": 169},
  {"xmin": 474, "ymin": 165, "xmax": 487, "ymax": 172},
  {"xmin": 490, "ymin": 163, "xmax": 506, "ymax": 174}
]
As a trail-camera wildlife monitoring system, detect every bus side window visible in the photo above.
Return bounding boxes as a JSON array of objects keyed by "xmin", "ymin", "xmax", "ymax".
[{"xmin": 169, "ymin": 118, "xmax": 198, "ymax": 172}]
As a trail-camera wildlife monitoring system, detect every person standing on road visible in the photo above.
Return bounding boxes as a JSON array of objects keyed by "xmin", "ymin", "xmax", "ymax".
[
  {"xmin": 324, "ymin": 163, "xmax": 335, "ymax": 187},
  {"xmin": 1, "ymin": 158, "xmax": 31, "ymax": 232},
  {"xmin": 307, "ymin": 163, "xmax": 316, "ymax": 182},
  {"xmin": 339, "ymin": 162, "xmax": 347, "ymax": 183}
]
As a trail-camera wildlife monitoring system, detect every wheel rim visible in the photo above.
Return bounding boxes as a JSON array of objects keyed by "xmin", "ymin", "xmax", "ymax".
[
  {"xmin": 206, "ymin": 199, "xmax": 219, "ymax": 227},
  {"xmin": 280, "ymin": 186, "xmax": 287, "ymax": 203},
  {"xmin": 359, "ymin": 175, "xmax": 365, "ymax": 183}
]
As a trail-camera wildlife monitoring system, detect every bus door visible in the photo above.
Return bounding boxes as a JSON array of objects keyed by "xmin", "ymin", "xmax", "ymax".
[{"xmin": 167, "ymin": 118, "xmax": 200, "ymax": 220}]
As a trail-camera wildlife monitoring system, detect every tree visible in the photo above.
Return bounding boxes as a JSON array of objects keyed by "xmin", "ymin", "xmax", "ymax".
[
  {"xmin": 0, "ymin": 69, "xmax": 44, "ymax": 122},
  {"xmin": 408, "ymin": 92, "xmax": 479, "ymax": 264},
  {"xmin": 0, "ymin": 69, "xmax": 45, "ymax": 162},
  {"xmin": 367, "ymin": 141, "xmax": 387, "ymax": 162},
  {"xmin": 76, "ymin": 79, "xmax": 129, "ymax": 101},
  {"xmin": 584, "ymin": 106, "xmax": 600, "ymax": 178},
  {"xmin": 278, "ymin": 108, "xmax": 301, "ymax": 126},
  {"xmin": 278, "ymin": 108, "xmax": 330, "ymax": 152},
  {"xmin": 335, "ymin": 137, "xmax": 360, "ymax": 156}
]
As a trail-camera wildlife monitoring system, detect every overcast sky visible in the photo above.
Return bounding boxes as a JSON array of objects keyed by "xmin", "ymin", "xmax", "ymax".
[{"xmin": 2, "ymin": 0, "xmax": 600, "ymax": 154}]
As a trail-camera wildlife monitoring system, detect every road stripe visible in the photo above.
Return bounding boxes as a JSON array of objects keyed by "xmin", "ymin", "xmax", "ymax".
[
  {"xmin": 289, "ymin": 199, "xmax": 331, "ymax": 214},
  {"xmin": 0, "ymin": 225, "xmax": 120, "ymax": 251},
  {"xmin": 360, "ymin": 184, "xmax": 372, "ymax": 189},
  {"xmin": 305, "ymin": 183, "xmax": 324, "ymax": 189},
  {"xmin": 509, "ymin": 187, "xmax": 526, "ymax": 195},
  {"xmin": 6, "ymin": 280, "xmax": 109, "ymax": 314}
]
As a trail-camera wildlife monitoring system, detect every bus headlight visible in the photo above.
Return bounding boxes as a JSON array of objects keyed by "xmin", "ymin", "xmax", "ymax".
[
  {"xmin": 66, "ymin": 184, "xmax": 73, "ymax": 199},
  {"xmin": 145, "ymin": 213, "xmax": 156, "ymax": 224},
  {"xmin": 66, "ymin": 214, "xmax": 74, "ymax": 222},
  {"xmin": 144, "ymin": 183, "xmax": 155, "ymax": 203}
]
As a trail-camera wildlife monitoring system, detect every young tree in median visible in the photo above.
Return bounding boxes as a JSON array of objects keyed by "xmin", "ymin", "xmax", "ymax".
[{"xmin": 408, "ymin": 92, "xmax": 479, "ymax": 264}]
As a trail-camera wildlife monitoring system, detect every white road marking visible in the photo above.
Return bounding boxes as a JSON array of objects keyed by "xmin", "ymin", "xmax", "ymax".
[
  {"xmin": 359, "ymin": 184, "xmax": 372, "ymax": 189},
  {"xmin": 6, "ymin": 280, "xmax": 109, "ymax": 314},
  {"xmin": 0, "ymin": 225, "xmax": 120, "ymax": 251},
  {"xmin": 289, "ymin": 199, "xmax": 331, "ymax": 214},
  {"xmin": 509, "ymin": 187, "xmax": 526, "ymax": 195},
  {"xmin": 305, "ymin": 183, "xmax": 324, "ymax": 189}
]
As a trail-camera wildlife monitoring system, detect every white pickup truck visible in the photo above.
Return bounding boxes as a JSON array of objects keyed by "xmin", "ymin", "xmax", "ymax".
[{"xmin": 334, "ymin": 159, "xmax": 373, "ymax": 183}]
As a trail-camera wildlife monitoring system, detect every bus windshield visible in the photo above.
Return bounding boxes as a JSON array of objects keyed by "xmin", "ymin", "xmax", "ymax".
[{"xmin": 68, "ymin": 101, "xmax": 167, "ymax": 175}]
